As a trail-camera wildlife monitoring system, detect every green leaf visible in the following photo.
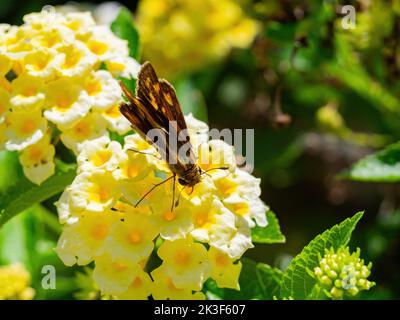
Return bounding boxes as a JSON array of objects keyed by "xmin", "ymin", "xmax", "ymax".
[
  {"xmin": 280, "ymin": 211, "xmax": 364, "ymax": 299},
  {"xmin": 0, "ymin": 161, "xmax": 76, "ymax": 228},
  {"xmin": 174, "ymin": 78, "xmax": 208, "ymax": 121},
  {"xmin": 0, "ymin": 151, "xmax": 22, "ymax": 193},
  {"xmin": 0, "ymin": 205, "xmax": 77, "ymax": 299},
  {"xmin": 0, "ymin": 205, "xmax": 60, "ymax": 273},
  {"xmin": 252, "ymin": 210, "xmax": 286, "ymax": 244},
  {"xmin": 0, "ymin": 208, "xmax": 33, "ymax": 269},
  {"xmin": 205, "ymin": 258, "xmax": 283, "ymax": 300},
  {"xmin": 111, "ymin": 7, "xmax": 140, "ymax": 60},
  {"xmin": 341, "ymin": 141, "xmax": 400, "ymax": 182}
]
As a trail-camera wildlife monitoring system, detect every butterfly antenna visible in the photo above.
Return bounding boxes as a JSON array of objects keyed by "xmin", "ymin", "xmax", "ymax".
[
  {"xmin": 200, "ymin": 166, "xmax": 229, "ymax": 177},
  {"xmin": 135, "ymin": 175, "xmax": 175, "ymax": 207},
  {"xmin": 127, "ymin": 148, "xmax": 162, "ymax": 160}
]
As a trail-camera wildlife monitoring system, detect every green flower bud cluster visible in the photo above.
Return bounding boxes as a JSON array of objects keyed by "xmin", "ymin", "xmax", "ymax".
[{"xmin": 314, "ymin": 247, "xmax": 375, "ymax": 299}]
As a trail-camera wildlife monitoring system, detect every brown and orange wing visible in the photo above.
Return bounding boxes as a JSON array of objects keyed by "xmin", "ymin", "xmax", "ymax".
[{"xmin": 120, "ymin": 61, "xmax": 194, "ymax": 165}]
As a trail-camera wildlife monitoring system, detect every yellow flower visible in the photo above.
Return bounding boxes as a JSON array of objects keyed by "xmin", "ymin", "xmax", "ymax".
[
  {"xmin": 56, "ymin": 211, "xmax": 118, "ymax": 266},
  {"xmin": 185, "ymin": 113, "xmax": 209, "ymax": 148},
  {"xmin": 104, "ymin": 209, "xmax": 159, "ymax": 263},
  {"xmin": 0, "ymin": 9, "xmax": 138, "ymax": 184},
  {"xmin": 137, "ymin": 0, "xmax": 259, "ymax": 77},
  {"xmin": 43, "ymin": 78, "xmax": 91, "ymax": 129},
  {"xmin": 208, "ymin": 215, "xmax": 253, "ymax": 259},
  {"xmin": 68, "ymin": 171, "xmax": 121, "ymax": 212},
  {"xmin": 197, "ymin": 140, "xmax": 236, "ymax": 178},
  {"xmin": 157, "ymin": 238, "xmax": 211, "ymax": 291},
  {"xmin": 190, "ymin": 197, "xmax": 231, "ymax": 242},
  {"xmin": 84, "ymin": 25, "xmax": 128, "ymax": 60},
  {"xmin": 151, "ymin": 190, "xmax": 194, "ymax": 240},
  {"xmin": 101, "ymin": 104, "xmax": 132, "ymax": 135},
  {"xmin": 2, "ymin": 26, "xmax": 35, "ymax": 60},
  {"xmin": 63, "ymin": 12, "xmax": 96, "ymax": 37},
  {"xmin": 0, "ymin": 87, "xmax": 10, "ymax": 123},
  {"xmin": 55, "ymin": 112, "xmax": 269, "ymax": 299},
  {"xmin": 208, "ymin": 247, "xmax": 241, "ymax": 290},
  {"xmin": 56, "ymin": 42, "xmax": 97, "ymax": 78},
  {"xmin": 105, "ymin": 55, "xmax": 140, "ymax": 79},
  {"xmin": 93, "ymin": 254, "xmax": 144, "ymax": 296},
  {"xmin": 117, "ymin": 271, "xmax": 153, "ymax": 300},
  {"xmin": 151, "ymin": 265, "xmax": 205, "ymax": 300},
  {"xmin": 9, "ymin": 73, "xmax": 46, "ymax": 111},
  {"xmin": 83, "ymin": 70, "xmax": 122, "ymax": 111},
  {"xmin": 77, "ymin": 137, "xmax": 125, "ymax": 173},
  {"xmin": 19, "ymin": 133, "xmax": 55, "ymax": 185},
  {"xmin": 23, "ymin": 48, "xmax": 63, "ymax": 80},
  {"xmin": 4, "ymin": 108, "xmax": 47, "ymax": 151},
  {"xmin": 60, "ymin": 113, "xmax": 109, "ymax": 155},
  {"xmin": 0, "ymin": 263, "xmax": 35, "ymax": 300},
  {"xmin": 0, "ymin": 51, "xmax": 13, "ymax": 76},
  {"xmin": 30, "ymin": 25, "xmax": 74, "ymax": 50},
  {"xmin": 215, "ymin": 170, "xmax": 268, "ymax": 228},
  {"xmin": 56, "ymin": 189, "xmax": 82, "ymax": 225},
  {"xmin": 114, "ymin": 148, "xmax": 153, "ymax": 182},
  {"xmin": 23, "ymin": 9, "xmax": 67, "ymax": 30}
]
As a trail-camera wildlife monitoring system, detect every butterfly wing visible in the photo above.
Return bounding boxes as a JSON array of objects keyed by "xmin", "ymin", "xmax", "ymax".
[{"xmin": 120, "ymin": 61, "xmax": 195, "ymax": 166}]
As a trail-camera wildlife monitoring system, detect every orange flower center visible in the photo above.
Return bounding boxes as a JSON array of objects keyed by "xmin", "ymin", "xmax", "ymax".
[
  {"xmin": 91, "ymin": 223, "xmax": 109, "ymax": 240},
  {"xmin": 21, "ymin": 119, "xmax": 37, "ymax": 135},
  {"xmin": 174, "ymin": 250, "xmax": 191, "ymax": 266},
  {"xmin": 128, "ymin": 230, "xmax": 142, "ymax": 244}
]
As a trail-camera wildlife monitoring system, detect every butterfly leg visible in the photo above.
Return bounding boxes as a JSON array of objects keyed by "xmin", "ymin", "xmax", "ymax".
[
  {"xmin": 174, "ymin": 185, "xmax": 186, "ymax": 208},
  {"xmin": 135, "ymin": 175, "xmax": 175, "ymax": 207},
  {"xmin": 171, "ymin": 173, "xmax": 176, "ymax": 212}
]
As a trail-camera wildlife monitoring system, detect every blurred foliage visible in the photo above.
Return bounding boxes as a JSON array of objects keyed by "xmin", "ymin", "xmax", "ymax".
[{"xmin": 0, "ymin": 0, "xmax": 400, "ymax": 299}]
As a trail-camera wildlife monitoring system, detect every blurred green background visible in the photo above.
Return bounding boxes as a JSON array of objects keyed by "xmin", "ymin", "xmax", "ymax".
[{"xmin": 0, "ymin": 0, "xmax": 399, "ymax": 299}]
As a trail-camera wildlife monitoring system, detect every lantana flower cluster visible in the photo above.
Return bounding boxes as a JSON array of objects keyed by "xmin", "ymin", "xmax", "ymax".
[
  {"xmin": 137, "ymin": 0, "xmax": 259, "ymax": 77},
  {"xmin": 0, "ymin": 9, "xmax": 138, "ymax": 184},
  {"xmin": 0, "ymin": 263, "xmax": 35, "ymax": 300},
  {"xmin": 56, "ymin": 114, "xmax": 268, "ymax": 299},
  {"xmin": 314, "ymin": 247, "xmax": 375, "ymax": 299}
]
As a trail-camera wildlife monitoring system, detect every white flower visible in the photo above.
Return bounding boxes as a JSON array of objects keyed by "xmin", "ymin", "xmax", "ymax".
[
  {"xmin": 19, "ymin": 134, "xmax": 55, "ymax": 185},
  {"xmin": 101, "ymin": 104, "xmax": 132, "ymax": 135},
  {"xmin": 84, "ymin": 70, "xmax": 122, "ymax": 111},
  {"xmin": 84, "ymin": 25, "xmax": 128, "ymax": 60},
  {"xmin": 60, "ymin": 113, "xmax": 109, "ymax": 155},
  {"xmin": 56, "ymin": 189, "xmax": 79, "ymax": 225},
  {"xmin": 55, "ymin": 42, "xmax": 97, "ymax": 78},
  {"xmin": 5, "ymin": 109, "xmax": 47, "ymax": 151},
  {"xmin": 156, "ymin": 238, "xmax": 211, "ymax": 291},
  {"xmin": 68, "ymin": 171, "xmax": 121, "ymax": 212},
  {"xmin": 93, "ymin": 254, "xmax": 143, "ymax": 295},
  {"xmin": 43, "ymin": 78, "xmax": 91, "ymax": 129},
  {"xmin": 106, "ymin": 55, "xmax": 140, "ymax": 79},
  {"xmin": 104, "ymin": 211, "xmax": 160, "ymax": 263},
  {"xmin": 23, "ymin": 48, "xmax": 63, "ymax": 80},
  {"xmin": 56, "ymin": 211, "xmax": 117, "ymax": 266},
  {"xmin": 190, "ymin": 197, "xmax": 235, "ymax": 243},
  {"xmin": 63, "ymin": 12, "xmax": 96, "ymax": 36},
  {"xmin": 9, "ymin": 74, "xmax": 46, "ymax": 111},
  {"xmin": 77, "ymin": 137, "xmax": 126, "ymax": 173},
  {"xmin": 209, "ymin": 216, "xmax": 254, "ymax": 259},
  {"xmin": 185, "ymin": 113, "xmax": 209, "ymax": 148}
]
